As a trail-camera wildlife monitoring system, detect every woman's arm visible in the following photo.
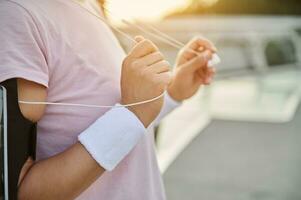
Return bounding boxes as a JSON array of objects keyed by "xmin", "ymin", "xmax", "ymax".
[
  {"xmin": 17, "ymin": 37, "xmax": 173, "ymax": 200},
  {"xmin": 17, "ymin": 78, "xmax": 105, "ymax": 200}
]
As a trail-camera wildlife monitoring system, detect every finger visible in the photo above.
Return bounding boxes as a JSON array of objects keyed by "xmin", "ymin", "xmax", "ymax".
[
  {"xmin": 179, "ymin": 39, "xmax": 216, "ymax": 63},
  {"xmin": 155, "ymin": 71, "xmax": 173, "ymax": 86},
  {"xmin": 179, "ymin": 47, "xmax": 199, "ymax": 62},
  {"xmin": 198, "ymin": 65, "xmax": 215, "ymax": 82},
  {"xmin": 138, "ymin": 51, "xmax": 164, "ymax": 66},
  {"xmin": 129, "ymin": 39, "xmax": 158, "ymax": 58},
  {"xmin": 197, "ymin": 69, "xmax": 210, "ymax": 85},
  {"xmin": 202, "ymin": 67, "xmax": 216, "ymax": 85},
  {"xmin": 208, "ymin": 67, "xmax": 216, "ymax": 74},
  {"xmin": 200, "ymin": 66, "xmax": 214, "ymax": 76},
  {"xmin": 178, "ymin": 37, "xmax": 217, "ymax": 65},
  {"xmin": 203, "ymin": 79, "xmax": 211, "ymax": 85},
  {"xmin": 135, "ymin": 35, "xmax": 145, "ymax": 43},
  {"xmin": 197, "ymin": 66, "xmax": 207, "ymax": 81},
  {"xmin": 198, "ymin": 46, "xmax": 206, "ymax": 52},
  {"xmin": 207, "ymin": 67, "xmax": 216, "ymax": 76},
  {"xmin": 148, "ymin": 60, "xmax": 171, "ymax": 74},
  {"xmin": 189, "ymin": 36, "xmax": 217, "ymax": 52},
  {"xmin": 204, "ymin": 75, "xmax": 213, "ymax": 85},
  {"xmin": 183, "ymin": 50, "xmax": 212, "ymax": 72}
]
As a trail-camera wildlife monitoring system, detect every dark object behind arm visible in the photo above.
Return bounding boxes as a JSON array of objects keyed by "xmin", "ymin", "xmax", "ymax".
[{"xmin": 1, "ymin": 79, "xmax": 37, "ymax": 200}]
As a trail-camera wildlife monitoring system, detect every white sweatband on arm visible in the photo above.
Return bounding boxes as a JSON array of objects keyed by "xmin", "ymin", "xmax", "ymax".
[{"xmin": 78, "ymin": 104, "xmax": 146, "ymax": 171}]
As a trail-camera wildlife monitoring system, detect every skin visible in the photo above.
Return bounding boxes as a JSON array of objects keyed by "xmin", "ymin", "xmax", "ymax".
[
  {"xmin": 17, "ymin": 36, "xmax": 216, "ymax": 199},
  {"xmin": 168, "ymin": 36, "xmax": 217, "ymax": 101},
  {"xmin": 17, "ymin": 81, "xmax": 105, "ymax": 200},
  {"xmin": 122, "ymin": 36, "xmax": 172, "ymax": 127}
]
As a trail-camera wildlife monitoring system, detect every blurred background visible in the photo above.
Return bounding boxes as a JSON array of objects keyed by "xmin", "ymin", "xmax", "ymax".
[{"xmin": 106, "ymin": 0, "xmax": 301, "ymax": 199}]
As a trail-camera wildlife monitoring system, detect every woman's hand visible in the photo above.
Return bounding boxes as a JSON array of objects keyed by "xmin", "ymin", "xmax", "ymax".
[
  {"xmin": 121, "ymin": 36, "xmax": 172, "ymax": 127},
  {"xmin": 167, "ymin": 37, "xmax": 217, "ymax": 102}
]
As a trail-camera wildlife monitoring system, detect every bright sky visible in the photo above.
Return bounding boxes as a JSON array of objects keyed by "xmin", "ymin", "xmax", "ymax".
[{"xmin": 106, "ymin": 0, "xmax": 190, "ymax": 22}]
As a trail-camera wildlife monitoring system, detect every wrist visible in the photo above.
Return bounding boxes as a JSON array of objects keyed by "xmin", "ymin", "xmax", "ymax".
[
  {"xmin": 122, "ymin": 97, "xmax": 163, "ymax": 128},
  {"xmin": 127, "ymin": 106, "xmax": 151, "ymax": 128},
  {"xmin": 121, "ymin": 99, "xmax": 147, "ymax": 127},
  {"xmin": 167, "ymin": 85, "xmax": 184, "ymax": 102},
  {"xmin": 78, "ymin": 105, "xmax": 146, "ymax": 171}
]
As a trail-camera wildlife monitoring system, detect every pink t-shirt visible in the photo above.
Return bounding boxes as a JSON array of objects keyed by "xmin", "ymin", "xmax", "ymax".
[{"xmin": 0, "ymin": 0, "xmax": 166, "ymax": 199}]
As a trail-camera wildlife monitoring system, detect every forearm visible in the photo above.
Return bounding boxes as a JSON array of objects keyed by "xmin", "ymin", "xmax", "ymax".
[
  {"xmin": 15, "ymin": 78, "xmax": 104, "ymax": 199},
  {"xmin": 18, "ymin": 104, "xmax": 146, "ymax": 199},
  {"xmin": 18, "ymin": 142, "xmax": 104, "ymax": 200},
  {"xmin": 14, "ymin": 37, "xmax": 171, "ymax": 199}
]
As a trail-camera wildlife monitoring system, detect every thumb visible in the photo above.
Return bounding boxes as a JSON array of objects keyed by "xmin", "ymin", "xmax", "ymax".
[
  {"xmin": 135, "ymin": 35, "xmax": 145, "ymax": 43},
  {"xmin": 183, "ymin": 50, "xmax": 212, "ymax": 72},
  {"xmin": 128, "ymin": 35, "xmax": 145, "ymax": 55}
]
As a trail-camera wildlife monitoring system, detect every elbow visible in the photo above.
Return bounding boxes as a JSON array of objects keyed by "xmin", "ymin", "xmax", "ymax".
[
  {"xmin": 17, "ymin": 158, "xmax": 36, "ymax": 200},
  {"xmin": 18, "ymin": 175, "xmax": 49, "ymax": 200},
  {"xmin": 18, "ymin": 183, "xmax": 46, "ymax": 200},
  {"xmin": 18, "ymin": 176, "xmax": 42, "ymax": 200},
  {"xmin": 18, "ymin": 191, "xmax": 27, "ymax": 200},
  {"xmin": 18, "ymin": 185, "xmax": 32, "ymax": 200},
  {"xmin": 17, "ymin": 171, "xmax": 44, "ymax": 200}
]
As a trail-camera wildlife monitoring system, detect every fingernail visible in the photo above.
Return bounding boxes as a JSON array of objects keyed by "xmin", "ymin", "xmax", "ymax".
[{"xmin": 198, "ymin": 46, "xmax": 205, "ymax": 52}]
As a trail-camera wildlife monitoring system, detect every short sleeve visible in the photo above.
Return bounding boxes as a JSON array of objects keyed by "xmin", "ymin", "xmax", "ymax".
[{"xmin": 0, "ymin": 1, "xmax": 49, "ymax": 87}]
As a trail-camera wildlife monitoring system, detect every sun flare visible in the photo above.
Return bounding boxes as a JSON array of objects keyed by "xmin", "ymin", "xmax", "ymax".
[{"xmin": 105, "ymin": 0, "xmax": 189, "ymax": 22}]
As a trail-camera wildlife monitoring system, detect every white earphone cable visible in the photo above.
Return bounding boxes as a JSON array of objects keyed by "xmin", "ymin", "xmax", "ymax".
[
  {"xmin": 19, "ymin": 92, "xmax": 165, "ymax": 108},
  {"xmin": 18, "ymin": 0, "xmax": 220, "ymax": 109},
  {"xmin": 18, "ymin": 0, "xmax": 166, "ymax": 109},
  {"xmin": 102, "ymin": 5, "xmax": 221, "ymax": 66}
]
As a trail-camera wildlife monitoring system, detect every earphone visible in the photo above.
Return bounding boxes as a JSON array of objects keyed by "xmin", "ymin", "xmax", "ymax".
[{"xmin": 19, "ymin": 92, "xmax": 165, "ymax": 108}]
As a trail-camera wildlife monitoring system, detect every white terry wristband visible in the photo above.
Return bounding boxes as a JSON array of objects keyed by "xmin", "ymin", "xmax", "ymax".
[{"xmin": 78, "ymin": 105, "xmax": 146, "ymax": 171}]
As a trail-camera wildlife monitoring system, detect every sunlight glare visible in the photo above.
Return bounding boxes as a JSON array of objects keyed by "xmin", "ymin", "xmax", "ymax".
[{"xmin": 106, "ymin": 0, "xmax": 189, "ymax": 22}]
